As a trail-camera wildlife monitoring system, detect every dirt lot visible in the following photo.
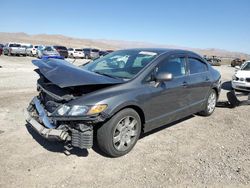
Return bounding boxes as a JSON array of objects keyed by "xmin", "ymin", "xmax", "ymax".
[{"xmin": 0, "ymin": 55, "xmax": 249, "ymax": 187}]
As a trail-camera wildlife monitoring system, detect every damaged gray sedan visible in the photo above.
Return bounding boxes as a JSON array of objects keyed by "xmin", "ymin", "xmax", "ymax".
[{"xmin": 25, "ymin": 48, "xmax": 221, "ymax": 157}]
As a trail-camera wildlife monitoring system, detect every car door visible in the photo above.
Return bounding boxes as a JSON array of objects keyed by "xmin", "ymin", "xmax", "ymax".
[
  {"xmin": 186, "ymin": 56, "xmax": 211, "ymax": 112},
  {"xmin": 143, "ymin": 55, "xmax": 190, "ymax": 130}
]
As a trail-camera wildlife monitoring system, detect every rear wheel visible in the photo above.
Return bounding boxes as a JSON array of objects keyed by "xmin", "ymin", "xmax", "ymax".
[
  {"xmin": 97, "ymin": 108, "xmax": 141, "ymax": 157},
  {"xmin": 199, "ymin": 89, "xmax": 217, "ymax": 116}
]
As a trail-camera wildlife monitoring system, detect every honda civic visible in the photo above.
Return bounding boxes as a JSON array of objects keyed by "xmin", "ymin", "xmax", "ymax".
[{"xmin": 25, "ymin": 48, "xmax": 221, "ymax": 157}]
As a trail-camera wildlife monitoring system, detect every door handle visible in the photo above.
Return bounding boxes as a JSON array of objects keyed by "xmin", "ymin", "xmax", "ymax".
[
  {"xmin": 182, "ymin": 81, "xmax": 188, "ymax": 87},
  {"xmin": 206, "ymin": 77, "xmax": 210, "ymax": 81}
]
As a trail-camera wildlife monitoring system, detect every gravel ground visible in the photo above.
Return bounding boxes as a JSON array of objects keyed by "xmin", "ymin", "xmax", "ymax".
[{"xmin": 0, "ymin": 55, "xmax": 249, "ymax": 187}]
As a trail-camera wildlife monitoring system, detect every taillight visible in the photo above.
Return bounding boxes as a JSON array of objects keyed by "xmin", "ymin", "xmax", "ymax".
[{"xmin": 10, "ymin": 48, "xmax": 12, "ymax": 52}]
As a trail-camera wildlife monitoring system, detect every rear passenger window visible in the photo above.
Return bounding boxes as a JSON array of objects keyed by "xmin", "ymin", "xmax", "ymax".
[{"xmin": 188, "ymin": 58, "xmax": 207, "ymax": 74}]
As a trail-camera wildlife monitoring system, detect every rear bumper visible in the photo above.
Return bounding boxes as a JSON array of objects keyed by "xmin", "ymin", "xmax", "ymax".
[
  {"xmin": 41, "ymin": 55, "xmax": 64, "ymax": 60},
  {"xmin": 73, "ymin": 53, "xmax": 84, "ymax": 58},
  {"xmin": 25, "ymin": 97, "xmax": 93, "ymax": 149},
  {"xmin": 12, "ymin": 50, "xmax": 26, "ymax": 55}
]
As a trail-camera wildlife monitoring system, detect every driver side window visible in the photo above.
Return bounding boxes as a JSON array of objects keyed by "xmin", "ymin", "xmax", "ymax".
[{"xmin": 157, "ymin": 57, "xmax": 186, "ymax": 78}]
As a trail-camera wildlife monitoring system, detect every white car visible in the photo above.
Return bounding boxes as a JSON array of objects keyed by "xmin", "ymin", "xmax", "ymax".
[
  {"xmin": 68, "ymin": 48, "xmax": 84, "ymax": 58},
  {"xmin": 26, "ymin": 45, "xmax": 38, "ymax": 56},
  {"xmin": 37, "ymin": 45, "xmax": 45, "ymax": 58},
  {"xmin": 37, "ymin": 46, "xmax": 60, "ymax": 59},
  {"xmin": 232, "ymin": 61, "xmax": 250, "ymax": 92}
]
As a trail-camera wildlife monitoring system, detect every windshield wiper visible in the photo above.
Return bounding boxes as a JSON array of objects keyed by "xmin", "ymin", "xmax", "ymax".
[{"xmin": 93, "ymin": 71, "xmax": 120, "ymax": 79}]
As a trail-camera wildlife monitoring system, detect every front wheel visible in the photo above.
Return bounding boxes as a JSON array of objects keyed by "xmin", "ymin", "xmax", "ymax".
[
  {"xmin": 97, "ymin": 108, "xmax": 141, "ymax": 157},
  {"xmin": 199, "ymin": 89, "xmax": 217, "ymax": 116}
]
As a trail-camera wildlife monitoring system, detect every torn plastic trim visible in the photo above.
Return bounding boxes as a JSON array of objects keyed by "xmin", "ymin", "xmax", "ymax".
[
  {"xmin": 30, "ymin": 97, "xmax": 110, "ymax": 124},
  {"xmin": 32, "ymin": 97, "xmax": 55, "ymax": 129},
  {"xmin": 25, "ymin": 109, "xmax": 69, "ymax": 141}
]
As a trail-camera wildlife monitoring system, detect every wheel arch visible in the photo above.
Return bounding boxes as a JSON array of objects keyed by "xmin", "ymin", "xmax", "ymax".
[
  {"xmin": 212, "ymin": 87, "xmax": 219, "ymax": 99},
  {"xmin": 109, "ymin": 104, "xmax": 146, "ymax": 132}
]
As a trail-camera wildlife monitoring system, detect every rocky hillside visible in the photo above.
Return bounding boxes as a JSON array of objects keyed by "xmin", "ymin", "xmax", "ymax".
[{"xmin": 0, "ymin": 32, "xmax": 249, "ymax": 59}]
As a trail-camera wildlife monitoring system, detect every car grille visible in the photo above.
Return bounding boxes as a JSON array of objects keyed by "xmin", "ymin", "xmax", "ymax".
[
  {"xmin": 246, "ymin": 78, "xmax": 250, "ymax": 83},
  {"xmin": 238, "ymin": 86, "xmax": 250, "ymax": 90}
]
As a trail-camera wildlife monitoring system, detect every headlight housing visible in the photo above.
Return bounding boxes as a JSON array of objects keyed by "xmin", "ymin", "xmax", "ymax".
[
  {"xmin": 68, "ymin": 105, "xmax": 89, "ymax": 116},
  {"xmin": 232, "ymin": 75, "xmax": 239, "ymax": 81},
  {"xmin": 56, "ymin": 104, "xmax": 107, "ymax": 116}
]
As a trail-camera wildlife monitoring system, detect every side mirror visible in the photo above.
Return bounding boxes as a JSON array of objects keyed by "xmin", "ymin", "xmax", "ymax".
[{"xmin": 155, "ymin": 72, "xmax": 173, "ymax": 82}]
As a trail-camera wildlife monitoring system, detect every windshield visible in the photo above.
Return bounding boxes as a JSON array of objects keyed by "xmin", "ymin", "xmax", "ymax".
[
  {"xmin": 82, "ymin": 50, "xmax": 158, "ymax": 79},
  {"xmin": 55, "ymin": 46, "xmax": 67, "ymax": 50},
  {"xmin": 242, "ymin": 62, "xmax": 250, "ymax": 70},
  {"xmin": 45, "ymin": 46, "xmax": 55, "ymax": 51},
  {"xmin": 92, "ymin": 49, "xmax": 99, "ymax": 52},
  {"xmin": 10, "ymin": 44, "xmax": 21, "ymax": 47}
]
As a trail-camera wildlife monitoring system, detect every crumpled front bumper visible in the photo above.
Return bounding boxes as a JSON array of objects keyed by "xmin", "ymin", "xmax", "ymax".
[{"xmin": 25, "ymin": 97, "xmax": 93, "ymax": 149}]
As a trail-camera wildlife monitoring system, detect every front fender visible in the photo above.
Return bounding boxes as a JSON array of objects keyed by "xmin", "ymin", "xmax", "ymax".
[{"xmin": 107, "ymin": 100, "xmax": 142, "ymax": 117}]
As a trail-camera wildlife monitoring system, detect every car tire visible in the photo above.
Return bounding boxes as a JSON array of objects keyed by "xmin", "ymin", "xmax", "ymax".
[
  {"xmin": 199, "ymin": 89, "xmax": 217, "ymax": 116},
  {"xmin": 227, "ymin": 91, "xmax": 240, "ymax": 108},
  {"xmin": 97, "ymin": 108, "xmax": 141, "ymax": 157}
]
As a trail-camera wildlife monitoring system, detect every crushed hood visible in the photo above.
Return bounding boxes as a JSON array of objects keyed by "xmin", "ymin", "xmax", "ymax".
[{"xmin": 32, "ymin": 58, "xmax": 123, "ymax": 88}]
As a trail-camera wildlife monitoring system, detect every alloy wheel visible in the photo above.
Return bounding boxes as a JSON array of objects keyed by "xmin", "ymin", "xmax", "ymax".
[
  {"xmin": 207, "ymin": 92, "xmax": 216, "ymax": 113},
  {"xmin": 113, "ymin": 116, "xmax": 139, "ymax": 152}
]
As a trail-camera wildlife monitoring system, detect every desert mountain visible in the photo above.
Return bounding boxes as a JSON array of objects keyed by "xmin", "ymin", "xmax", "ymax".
[{"xmin": 0, "ymin": 32, "xmax": 249, "ymax": 59}]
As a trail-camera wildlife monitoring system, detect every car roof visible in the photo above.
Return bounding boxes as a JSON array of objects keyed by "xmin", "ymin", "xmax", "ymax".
[{"xmin": 118, "ymin": 48, "xmax": 201, "ymax": 57}]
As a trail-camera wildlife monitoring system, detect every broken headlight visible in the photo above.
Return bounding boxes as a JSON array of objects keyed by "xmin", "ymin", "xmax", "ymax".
[{"xmin": 56, "ymin": 104, "xmax": 107, "ymax": 116}]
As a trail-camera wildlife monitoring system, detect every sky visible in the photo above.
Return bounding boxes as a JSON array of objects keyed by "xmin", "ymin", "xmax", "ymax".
[{"xmin": 0, "ymin": 0, "xmax": 250, "ymax": 53}]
